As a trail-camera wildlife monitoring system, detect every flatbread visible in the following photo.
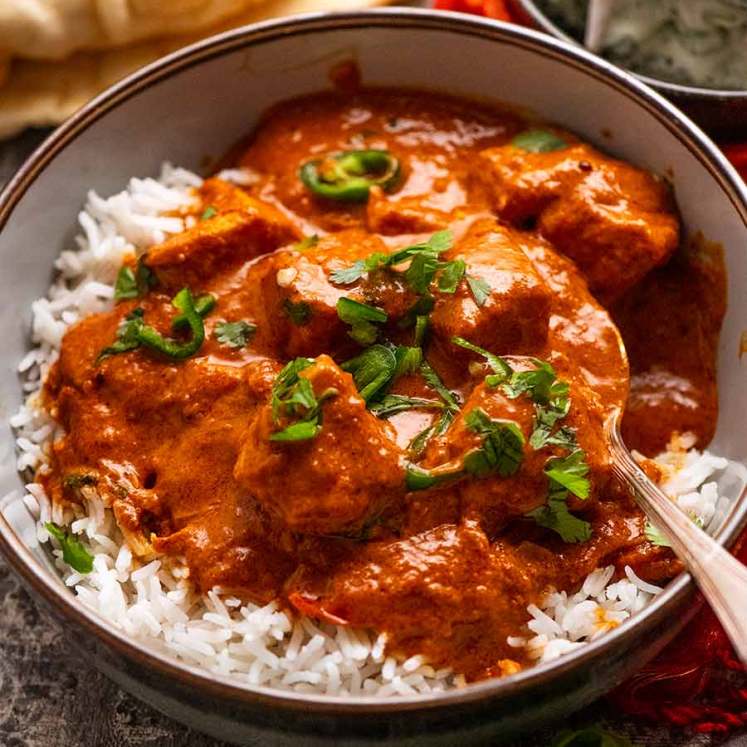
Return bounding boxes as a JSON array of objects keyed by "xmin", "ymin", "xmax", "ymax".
[
  {"xmin": 0, "ymin": 0, "xmax": 388, "ymax": 138},
  {"xmin": 0, "ymin": 0, "xmax": 271, "ymax": 61}
]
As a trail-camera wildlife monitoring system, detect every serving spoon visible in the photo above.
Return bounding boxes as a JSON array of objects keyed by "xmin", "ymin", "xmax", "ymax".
[{"xmin": 607, "ymin": 410, "xmax": 747, "ymax": 663}]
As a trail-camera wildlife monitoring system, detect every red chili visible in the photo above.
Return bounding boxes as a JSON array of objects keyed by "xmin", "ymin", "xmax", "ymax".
[{"xmin": 432, "ymin": 0, "xmax": 513, "ymax": 21}]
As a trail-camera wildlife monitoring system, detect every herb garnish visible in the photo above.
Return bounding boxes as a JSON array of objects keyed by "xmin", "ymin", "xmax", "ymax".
[
  {"xmin": 283, "ymin": 299, "xmax": 312, "ymax": 326},
  {"xmin": 215, "ymin": 320, "xmax": 256, "ymax": 349},
  {"xmin": 645, "ymin": 522, "xmax": 672, "ymax": 548},
  {"xmin": 466, "ymin": 275, "xmax": 491, "ymax": 307},
  {"xmin": 405, "ymin": 406, "xmax": 525, "ymax": 491},
  {"xmin": 200, "ymin": 205, "xmax": 218, "ymax": 220},
  {"xmin": 98, "ymin": 287, "xmax": 211, "ymax": 363},
  {"xmin": 370, "ymin": 394, "xmax": 445, "ymax": 418},
  {"xmin": 330, "ymin": 231, "xmax": 453, "ymax": 286},
  {"xmin": 341, "ymin": 344, "xmax": 397, "ymax": 402},
  {"xmin": 113, "ymin": 258, "xmax": 156, "ymax": 301},
  {"xmin": 269, "ymin": 358, "xmax": 337, "ymax": 442},
  {"xmin": 527, "ymin": 450, "xmax": 592, "ymax": 543},
  {"xmin": 452, "ymin": 336, "xmax": 512, "ymax": 384},
  {"xmin": 336, "ymin": 297, "xmax": 388, "ymax": 346},
  {"xmin": 294, "ymin": 234, "xmax": 319, "ymax": 252},
  {"xmin": 462, "ymin": 408, "xmax": 525, "ymax": 478},
  {"xmin": 45, "ymin": 522, "xmax": 94, "ymax": 574},
  {"xmin": 511, "ymin": 129, "xmax": 568, "ymax": 153}
]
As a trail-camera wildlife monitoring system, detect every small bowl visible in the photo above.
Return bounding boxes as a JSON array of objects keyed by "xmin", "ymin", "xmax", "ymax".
[
  {"xmin": 507, "ymin": 0, "xmax": 747, "ymax": 140},
  {"xmin": 1, "ymin": 8, "xmax": 747, "ymax": 745}
]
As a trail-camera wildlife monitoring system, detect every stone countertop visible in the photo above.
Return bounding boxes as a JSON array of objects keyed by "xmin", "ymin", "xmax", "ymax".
[{"xmin": 1, "ymin": 129, "xmax": 744, "ymax": 747}]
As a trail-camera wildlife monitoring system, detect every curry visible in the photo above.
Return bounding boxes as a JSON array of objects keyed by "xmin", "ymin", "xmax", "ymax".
[{"xmin": 41, "ymin": 89, "xmax": 725, "ymax": 681}]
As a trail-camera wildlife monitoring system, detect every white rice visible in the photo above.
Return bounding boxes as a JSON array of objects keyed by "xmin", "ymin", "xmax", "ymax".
[{"xmin": 6, "ymin": 163, "xmax": 744, "ymax": 696}]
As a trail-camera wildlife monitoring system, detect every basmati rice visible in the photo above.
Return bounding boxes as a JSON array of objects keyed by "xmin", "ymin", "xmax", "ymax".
[{"xmin": 6, "ymin": 163, "xmax": 742, "ymax": 697}]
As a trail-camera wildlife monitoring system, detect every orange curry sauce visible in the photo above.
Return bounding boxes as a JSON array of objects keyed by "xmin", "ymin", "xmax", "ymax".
[{"xmin": 41, "ymin": 90, "xmax": 724, "ymax": 680}]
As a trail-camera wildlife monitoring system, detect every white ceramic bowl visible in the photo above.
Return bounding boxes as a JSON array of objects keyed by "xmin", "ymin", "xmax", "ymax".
[{"xmin": 1, "ymin": 9, "xmax": 746, "ymax": 746}]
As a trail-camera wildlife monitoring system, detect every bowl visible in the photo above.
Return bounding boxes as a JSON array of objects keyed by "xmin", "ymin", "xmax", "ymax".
[
  {"xmin": 1, "ymin": 8, "xmax": 747, "ymax": 746},
  {"xmin": 507, "ymin": 0, "xmax": 747, "ymax": 141}
]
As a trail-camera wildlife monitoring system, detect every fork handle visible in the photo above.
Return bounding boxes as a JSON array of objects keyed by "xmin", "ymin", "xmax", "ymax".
[{"xmin": 609, "ymin": 427, "xmax": 747, "ymax": 664}]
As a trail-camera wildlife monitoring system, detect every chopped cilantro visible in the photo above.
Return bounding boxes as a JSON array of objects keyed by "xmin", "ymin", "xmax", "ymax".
[
  {"xmin": 294, "ymin": 234, "xmax": 319, "ymax": 252},
  {"xmin": 463, "ymin": 408, "xmax": 525, "ymax": 478},
  {"xmin": 215, "ymin": 320, "xmax": 256, "ymax": 349},
  {"xmin": 527, "ymin": 498, "xmax": 592, "ymax": 544},
  {"xmin": 341, "ymin": 344, "xmax": 397, "ymax": 402},
  {"xmin": 370, "ymin": 394, "xmax": 445, "ymax": 418},
  {"xmin": 466, "ymin": 274, "xmax": 491, "ymax": 306},
  {"xmin": 329, "ymin": 231, "xmax": 455, "ymax": 296},
  {"xmin": 420, "ymin": 360, "xmax": 460, "ymax": 413},
  {"xmin": 283, "ymin": 299, "xmax": 312, "ymax": 326},
  {"xmin": 393, "ymin": 345, "xmax": 422, "ymax": 377},
  {"xmin": 200, "ymin": 205, "xmax": 217, "ymax": 220},
  {"xmin": 269, "ymin": 358, "xmax": 337, "ymax": 442},
  {"xmin": 545, "ymin": 449, "xmax": 591, "ymax": 500},
  {"xmin": 45, "ymin": 522, "xmax": 94, "ymax": 574},
  {"xmin": 114, "ymin": 266, "xmax": 138, "ymax": 300},
  {"xmin": 114, "ymin": 258, "xmax": 156, "ymax": 302},
  {"xmin": 527, "ymin": 449, "xmax": 592, "ymax": 543},
  {"xmin": 452, "ymin": 336, "xmax": 512, "ymax": 383},
  {"xmin": 645, "ymin": 522, "xmax": 672, "ymax": 548},
  {"xmin": 511, "ymin": 129, "xmax": 568, "ymax": 153},
  {"xmin": 438, "ymin": 258, "xmax": 466, "ymax": 293},
  {"xmin": 336, "ymin": 297, "xmax": 388, "ymax": 345}
]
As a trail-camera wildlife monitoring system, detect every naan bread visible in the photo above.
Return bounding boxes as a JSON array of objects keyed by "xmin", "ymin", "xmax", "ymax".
[
  {"xmin": 0, "ymin": 0, "xmax": 270, "ymax": 60},
  {"xmin": 0, "ymin": 0, "xmax": 387, "ymax": 138}
]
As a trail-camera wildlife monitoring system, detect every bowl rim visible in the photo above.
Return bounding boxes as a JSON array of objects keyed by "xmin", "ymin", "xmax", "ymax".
[
  {"xmin": 1, "ymin": 6, "xmax": 747, "ymax": 715},
  {"xmin": 510, "ymin": 0, "xmax": 747, "ymax": 100}
]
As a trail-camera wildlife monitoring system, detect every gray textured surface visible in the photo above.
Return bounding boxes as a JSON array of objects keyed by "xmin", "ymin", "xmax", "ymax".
[{"xmin": 1, "ymin": 129, "xmax": 745, "ymax": 747}]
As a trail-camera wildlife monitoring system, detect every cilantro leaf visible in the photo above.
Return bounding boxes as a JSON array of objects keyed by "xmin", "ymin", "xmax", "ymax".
[
  {"xmin": 393, "ymin": 345, "xmax": 422, "ymax": 377},
  {"xmin": 370, "ymin": 394, "xmax": 444, "ymax": 418},
  {"xmin": 200, "ymin": 204, "xmax": 218, "ymax": 220},
  {"xmin": 341, "ymin": 344, "xmax": 397, "ymax": 402},
  {"xmin": 405, "ymin": 251, "xmax": 441, "ymax": 294},
  {"xmin": 645, "ymin": 522, "xmax": 672, "ymax": 548},
  {"xmin": 330, "ymin": 261, "xmax": 367, "ymax": 285},
  {"xmin": 283, "ymin": 299, "xmax": 312, "ymax": 326},
  {"xmin": 452, "ymin": 336, "xmax": 512, "ymax": 383},
  {"xmin": 45, "ymin": 522, "xmax": 94, "ymax": 574},
  {"xmin": 114, "ymin": 258, "xmax": 157, "ymax": 302},
  {"xmin": 294, "ymin": 234, "xmax": 319, "ymax": 252},
  {"xmin": 270, "ymin": 420, "xmax": 321, "ymax": 442},
  {"xmin": 438, "ymin": 258, "xmax": 466, "ymax": 293},
  {"xmin": 463, "ymin": 407, "xmax": 525, "ymax": 478},
  {"xmin": 336, "ymin": 297, "xmax": 388, "ymax": 345},
  {"xmin": 420, "ymin": 360, "xmax": 460, "ymax": 413},
  {"xmin": 269, "ymin": 358, "xmax": 337, "ymax": 442},
  {"xmin": 527, "ymin": 498, "xmax": 592, "ymax": 544},
  {"xmin": 329, "ymin": 231, "xmax": 454, "ymax": 293},
  {"xmin": 405, "ymin": 463, "xmax": 459, "ymax": 491},
  {"xmin": 466, "ymin": 274, "xmax": 491, "ymax": 306},
  {"xmin": 96, "ymin": 308, "xmax": 145, "ymax": 363},
  {"xmin": 503, "ymin": 359, "xmax": 557, "ymax": 402},
  {"xmin": 545, "ymin": 450, "xmax": 590, "ymax": 500},
  {"xmin": 114, "ymin": 266, "xmax": 138, "ymax": 300},
  {"xmin": 215, "ymin": 320, "xmax": 256, "ymax": 349},
  {"xmin": 511, "ymin": 129, "xmax": 568, "ymax": 153},
  {"xmin": 407, "ymin": 409, "xmax": 454, "ymax": 458}
]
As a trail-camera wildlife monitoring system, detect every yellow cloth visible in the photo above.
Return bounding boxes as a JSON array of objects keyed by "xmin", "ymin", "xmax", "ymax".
[{"xmin": 0, "ymin": 0, "xmax": 386, "ymax": 138}]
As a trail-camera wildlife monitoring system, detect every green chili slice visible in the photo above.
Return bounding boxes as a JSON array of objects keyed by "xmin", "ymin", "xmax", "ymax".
[
  {"xmin": 134, "ymin": 288, "xmax": 204, "ymax": 359},
  {"xmin": 299, "ymin": 149, "xmax": 401, "ymax": 202}
]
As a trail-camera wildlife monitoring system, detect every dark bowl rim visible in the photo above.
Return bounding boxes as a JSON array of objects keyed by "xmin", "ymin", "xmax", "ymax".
[
  {"xmin": 1, "ymin": 6, "xmax": 747, "ymax": 715},
  {"xmin": 510, "ymin": 0, "xmax": 747, "ymax": 100}
]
